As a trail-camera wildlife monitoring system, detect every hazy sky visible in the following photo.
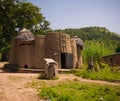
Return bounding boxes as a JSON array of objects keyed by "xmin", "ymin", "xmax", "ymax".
[{"xmin": 27, "ymin": 0, "xmax": 120, "ymax": 34}]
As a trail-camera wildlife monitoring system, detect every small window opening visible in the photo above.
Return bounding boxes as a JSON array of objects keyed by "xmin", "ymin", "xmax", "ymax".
[{"xmin": 24, "ymin": 65, "xmax": 28, "ymax": 68}]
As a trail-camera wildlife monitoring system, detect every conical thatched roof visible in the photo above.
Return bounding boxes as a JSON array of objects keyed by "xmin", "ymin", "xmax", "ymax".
[
  {"xmin": 73, "ymin": 36, "xmax": 84, "ymax": 49},
  {"xmin": 15, "ymin": 28, "xmax": 34, "ymax": 41}
]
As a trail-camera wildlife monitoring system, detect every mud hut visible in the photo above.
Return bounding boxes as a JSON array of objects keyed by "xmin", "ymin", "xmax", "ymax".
[
  {"xmin": 9, "ymin": 29, "xmax": 84, "ymax": 69},
  {"xmin": 102, "ymin": 52, "xmax": 120, "ymax": 67}
]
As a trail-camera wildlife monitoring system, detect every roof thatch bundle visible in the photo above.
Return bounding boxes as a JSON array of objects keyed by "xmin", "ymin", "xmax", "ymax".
[
  {"xmin": 73, "ymin": 36, "xmax": 84, "ymax": 49},
  {"xmin": 15, "ymin": 28, "xmax": 34, "ymax": 41}
]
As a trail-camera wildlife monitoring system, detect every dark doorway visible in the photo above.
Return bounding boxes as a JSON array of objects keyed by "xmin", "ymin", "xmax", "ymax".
[{"xmin": 61, "ymin": 53, "xmax": 73, "ymax": 69}]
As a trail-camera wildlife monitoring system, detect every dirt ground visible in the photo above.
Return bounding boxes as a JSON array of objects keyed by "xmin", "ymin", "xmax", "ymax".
[
  {"xmin": 0, "ymin": 62, "xmax": 41, "ymax": 101},
  {"xmin": 0, "ymin": 62, "xmax": 120, "ymax": 101},
  {"xmin": 0, "ymin": 73, "xmax": 40, "ymax": 101}
]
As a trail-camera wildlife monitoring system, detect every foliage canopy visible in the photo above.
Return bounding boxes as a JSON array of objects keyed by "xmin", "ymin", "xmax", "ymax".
[{"xmin": 0, "ymin": 0, "xmax": 50, "ymax": 60}]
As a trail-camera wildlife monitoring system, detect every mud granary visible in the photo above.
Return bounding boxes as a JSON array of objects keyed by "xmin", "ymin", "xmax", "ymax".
[{"xmin": 9, "ymin": 29, "xmax": 84, "ymax": 69}]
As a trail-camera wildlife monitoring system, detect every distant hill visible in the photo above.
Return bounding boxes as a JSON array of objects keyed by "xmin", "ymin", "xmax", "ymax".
[
  {"xmin": 57, "ymin": 27, "xmax": 120, "ymax": 41},
  {"xmin": 56, "ymin": 27, "xmax": 119, "ymax": 43}
]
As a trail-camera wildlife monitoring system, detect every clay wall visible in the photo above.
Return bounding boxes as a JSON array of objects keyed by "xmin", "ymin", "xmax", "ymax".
[
  {"xmin": 34, "ymin": 35, "xmax": 46, "ymax": 68},
  {"xmin": 45, "ymin": 32, "xmax": 61, "ymax": 68},
  {"xmin": 102, "ymin": 53, "xmax": 120, "ymax": 66},
  {"xmin": 76, "ymin": 45, "xmax": 83, "ymax": 68},
  {"xmin": 16, "ymin": 44, "xmax": 33, "ymax": 68},
  {"xmin": 59, "ymin": 33, "xmax": 72, "ymax": 53},
  {"xmin": 71, "ymin": 39, "xmax": 78, "ymax": 68},
  {"xmin": 9, "ymin": 38, "xmax": 17, "ymax": 64}
]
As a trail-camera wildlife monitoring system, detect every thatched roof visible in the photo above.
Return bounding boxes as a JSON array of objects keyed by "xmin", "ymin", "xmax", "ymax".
[
  {"xmin": 15, "ymin": 28, "xmax": 34, "ymax": 41},
  {"xmin": 73, "ymin": 36, "xmax": 84, "ymax": 49}
]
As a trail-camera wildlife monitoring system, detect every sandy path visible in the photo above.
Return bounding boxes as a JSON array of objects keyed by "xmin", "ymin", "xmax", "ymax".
[
  {"xmin": 58, "ymin": 74, "xmax": 120, "ymax": 86},
  {"xmin": 0, "ymin": 73, "xmax": 40, "ymax": 101}
]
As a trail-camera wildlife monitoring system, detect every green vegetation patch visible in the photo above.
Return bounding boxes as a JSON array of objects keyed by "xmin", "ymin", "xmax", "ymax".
[
  {"xmin": 39, "ymin": 80, "xmax": 120, "ymax": 101},
  {"xmin": 73, "ymin": 66, "xmax": 120, "ymax": 82}
]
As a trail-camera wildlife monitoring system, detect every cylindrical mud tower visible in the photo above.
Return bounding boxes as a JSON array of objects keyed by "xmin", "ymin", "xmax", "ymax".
[
  {"xmin": 34, "ymin": 35, "xmax": 46, "ymax": 68},
  {"xmin": 45, "ymin": 32, "xmax": 61, "ymax": 68},
  {"xmin": 71, "ymin": 39, "xmax": 78, "ymax": 68}
]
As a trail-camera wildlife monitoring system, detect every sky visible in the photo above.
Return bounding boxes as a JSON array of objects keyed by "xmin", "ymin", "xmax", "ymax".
[{"xmin": 27, "ymin": 0, "xmax": 120, "ymax": 34}]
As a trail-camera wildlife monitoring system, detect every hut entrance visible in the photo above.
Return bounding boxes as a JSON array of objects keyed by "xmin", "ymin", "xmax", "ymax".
[{"xmin": 61, "ymin": 53, "xmax": 73, "ymax": 69}]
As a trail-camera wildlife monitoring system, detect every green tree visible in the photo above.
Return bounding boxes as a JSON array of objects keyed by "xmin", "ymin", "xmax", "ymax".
[
  {"xmin": 15, "ymin": 2, "xmax": 50, "ymax": 31},
  {"xmin": 0, "ymin": 0, "xmax": 50, "ymax": 61},
  {"xmin": 82, "ymin": 40, "xmax": 112, "ymax": 71}
]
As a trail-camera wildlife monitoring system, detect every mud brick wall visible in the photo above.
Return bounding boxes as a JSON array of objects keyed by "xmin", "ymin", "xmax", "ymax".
[
  {"xmin": 34, "ymin": 35, "xmax": 46, "ymax": 69},
  {"xmin": 45, "ymin": 32, "xmax": 61, "ymax": 68},
  {"xmin": 71, "ymin": 39, "xmax": 78, "ymax": 68}
]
